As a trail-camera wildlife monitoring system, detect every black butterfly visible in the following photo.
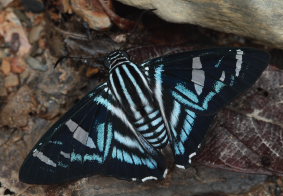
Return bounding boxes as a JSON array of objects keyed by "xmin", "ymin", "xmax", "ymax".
[{"xmin": 19, "ymin": 47, "xmax": 269, "ymax": 184}]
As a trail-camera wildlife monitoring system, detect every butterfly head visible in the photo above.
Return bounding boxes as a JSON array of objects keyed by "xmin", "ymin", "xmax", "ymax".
[{"xmin": 104, "ymin": 50, "xmax": 130, "ymax": 70}]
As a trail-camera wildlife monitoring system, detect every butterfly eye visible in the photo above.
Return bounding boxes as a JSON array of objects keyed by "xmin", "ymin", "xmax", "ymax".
[
  {"xmin": 119, "ymin": 50, "xmax": 130, "ymax": 59},
  {"xmin": 104, "ymin": 56, "xmax": 112, "ymax": 69}
]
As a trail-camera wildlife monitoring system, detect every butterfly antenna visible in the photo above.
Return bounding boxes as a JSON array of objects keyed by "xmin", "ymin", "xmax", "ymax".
[
  {"xmin": 54, "ymin": 56, "xmax": 96, "ymax": 68},
  {"xmin": 54, "ymin": 55, "xmax": 109, "ymax": 71}
]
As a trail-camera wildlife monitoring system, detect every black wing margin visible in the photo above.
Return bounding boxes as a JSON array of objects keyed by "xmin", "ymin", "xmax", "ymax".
[{"xmin": 19, "ymin": 83, "xmax": 167, "ymax": 184}]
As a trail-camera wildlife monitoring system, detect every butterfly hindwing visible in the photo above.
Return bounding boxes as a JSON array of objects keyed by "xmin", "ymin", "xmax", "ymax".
[
  {"xmin": 19, "ymin": 83, "xmax": 166, "ymax": 184},
  {"xmin": 141, "ymin": 48, "xmax": 269, "ymax": 167}
]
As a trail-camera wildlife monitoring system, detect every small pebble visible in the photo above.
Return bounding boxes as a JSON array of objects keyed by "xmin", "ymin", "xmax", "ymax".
[
  {"xmin": 111, "ymin": 34, "xmax": 127, "ymax": 43},
  {"xmin": 0, "ymin": 86, "xmax": 7, "ymax": 97},
  {"xmin": 29, "ymin": 25, "xmax": 44, "ymax": 43},
  {"xmin": 0, "ymin": 0, "xmax": 14, "ymax": 8},
  {"xmin": 11, "ymin": 57, "xmax": 26, "ymax": 73},
  {"xmin": 38, "ymin": 38, "xmax": 46, "ymax": 48},
  {"xmin": 21, "ymin": 0, "xmax": 45, "ymax": 13},
  {"xmin": 4, "ymin": 73, "xmax": 19, "ymax": 87},
  {"xmin": 0, "ymin": 72, "xmax": 7, "ymax": 96},
  {"xmin": 26, "ymin": 56, "xmax": 48, "ymax": 71},
  {"xmin": 86, "ymin": 67, "xmax": 100, "ymax": 77},
  {"xmin": 1, "ymin": 58, "xmax": 11, "ymax": 75},
  {"xmin": 20, "ymin": 69, "xmax": 30, "ymax": 84},
  {"xmin": 10, "ymin": 32, "xmax": 20, "ymax": 54}
]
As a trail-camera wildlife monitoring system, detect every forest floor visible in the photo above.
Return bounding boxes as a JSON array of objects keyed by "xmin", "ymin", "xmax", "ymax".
[{"xmin": 0, "ymin": 1, "xmax": 282, "ymax": 196}]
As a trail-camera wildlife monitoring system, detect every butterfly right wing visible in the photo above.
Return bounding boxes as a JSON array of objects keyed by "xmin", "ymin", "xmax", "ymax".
[
  {"xmin": 19, "ymin": 83, "xmax": 166, "ymax": 184},
  {"xmin": 141, "ymin": 48, "xmax": 269, "ymax": 168}
]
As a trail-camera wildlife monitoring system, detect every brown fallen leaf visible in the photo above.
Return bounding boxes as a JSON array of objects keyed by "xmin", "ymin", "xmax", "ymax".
[
  {"xmin": 86, "ymin": 67, "xmax": 100, "ymax": 77},
  {"xmin": 10, "ymin": 57, "xmax": 26, "ymax": 74},
  {"xmin": 195, "ymin": 66, "xmax": 283, "ymax": 176},
  {"xmin": 1, "ymin": 58, "xmax": 11, "ymax": 75}
]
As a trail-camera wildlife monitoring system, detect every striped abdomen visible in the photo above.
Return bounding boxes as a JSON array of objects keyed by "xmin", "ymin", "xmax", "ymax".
[{"xmin": 107, "ymin": 52, "xmax": 168, "ymax": 148}]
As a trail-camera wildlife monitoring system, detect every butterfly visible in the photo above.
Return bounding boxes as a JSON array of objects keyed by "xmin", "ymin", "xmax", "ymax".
[{"xmin": 19, "ymin": 47, "xmax": 269, "ymax": 184}]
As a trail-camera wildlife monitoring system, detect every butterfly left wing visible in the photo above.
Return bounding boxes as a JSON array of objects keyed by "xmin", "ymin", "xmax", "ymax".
[
  {"xmin": 141, "ymin": 48, "xmax": 269, "ymax": 168},
  {"xmin": 19, "ymin": 83, "xmax": 167, "ymax": 185}
]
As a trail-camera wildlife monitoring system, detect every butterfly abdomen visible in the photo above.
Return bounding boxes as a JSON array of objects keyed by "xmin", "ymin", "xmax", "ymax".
[
  {"xmin": 134, "ymin": 109, "xmax": 168, "ymax": 148},
  {"xmin": 107, "ymin": 51, "xmax": 169, "ymax": 148}
]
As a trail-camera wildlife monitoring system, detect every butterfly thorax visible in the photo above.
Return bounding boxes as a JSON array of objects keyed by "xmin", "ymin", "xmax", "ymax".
[
  {"xmin": 107, "ymin": 51, "xmax": 169, "ymax": 149},
  {"xmin": 104, "ymin": 50, "xmax": 130, "ymax": 71}
]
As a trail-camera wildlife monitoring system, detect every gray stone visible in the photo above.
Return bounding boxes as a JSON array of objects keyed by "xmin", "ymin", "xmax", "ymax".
[
  {"xmin": 0, "ymin": 72, "xmax": 7, "ymax": 96},
  {"xmin": 29, "ymin": 24, "xmax": 44, "ymax": 43},
  {"xmin": 4, "ymin": 73, "xmax": 19, "ymax": 88},
  {"xmin": 117, "ymin": 0, "xmax": 283, "ymax": 49},
  {"xmin": 26, "ymin": 56, "xmax": 48, "ymax": 72}
]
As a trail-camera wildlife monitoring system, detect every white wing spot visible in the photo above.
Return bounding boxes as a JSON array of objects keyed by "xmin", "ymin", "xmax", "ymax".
[
  {"xmin": 66, "ymin": 119, "xmax": 96, "ymax": 148},
  {"xmin": 86, "ymin": 137, "xmax": 96, "ymax": 148},
  {"xmin": 163, "ymin": 169, "xmax": 168, "ymax": 178},
  {"xmin": 192, "ymin": 71, "xmax": 205, "ymax": 95},
  {"xmin": 235, "ymin": 49, "xmax": 244, "ymax": 77},
  {"xmin": 33, "ymin": 149, "xmax": 57, "ymax": 167},
  {"xmin": 176, "ymin": 164, "xmax": 186, "ymax": 169},
  {"xmin": 220, "ymin": 71, "xmax": 225, "ymax": 81},
  {"xmin": 194, "ymin": 83, "xmax": 203, "ymax": 95},
  {"xmin": 189, "ymin": 152, "xmax": 197, "ymax": 158},
  {"xmin": 142, "ymin": 176, "xmax": 158, "ymax": 182},
  {"xmin": 192, "ymin": 57, "xmax": 205, "ymax": 95},
  {"xmin": 188, "ymin": 152, "xmax": 197, "ymax": 164},
  {"xmin": 65, "ymin": 119, "xmax": 78, "ymax": 132},
  {"xmin": 192, "ymin": 57, "xmax": 202, "ymax": 69},
  {"xmin": 60, "ymin": 151, "xmax": 71, "ymax": 159},
  {"xmin": 73, "ymin": 126, "xmax": 89, "ymax": 144}
]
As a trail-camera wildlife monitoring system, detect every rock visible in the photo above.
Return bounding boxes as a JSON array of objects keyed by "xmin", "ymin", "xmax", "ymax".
[
  {"xmin": 4, "ymin": 73, "xmax": 19, "ymax": 88},
  {"xmin": 19, "ymin": 68, "xmax": 30, "ymax": 84},
  {"xmin": 1, "ymin": 58, "xmax": 11, "ymax": 75},
  {"xmin": 70, "ymin": 0, "xmax": 112, "ymax": 30},
  {"xmin": 29, "ymin": 24, "xmax": 44, "ymax": 43},
  {"xmin": 10, "ymin": 57, "xmax": 26, "ymax": 73},
  {"xmin": 21, "ymin": 0, "xmax": 45, "ymax": 13},
  {"xmin": 86, "ymin": 67, "xmax": 100, "ymax": 77},
  {"xmin": 26, "ymin": 56, "xmax": 48, "ymax": 71},
  {"xmin": 0, "ymin": 85, "xmax": 38, "ymax": 128},
  {"xmin": 0, "ymin": 72, "xmax": 7, "ymax": 96},
  {"xmin": 9, "ymin": 32, "xmax": 20, "ymax": 54},
  {"xmin": 116, "ymin": 0, "xmax": 283, "ymax": 49},
  {"xmin": 0, "ymin": 0, "xmax": 14, "ymax": 8},
  {"xmin": 0, "ymin": 8, "xmax": 31, "ymax": 56}
]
